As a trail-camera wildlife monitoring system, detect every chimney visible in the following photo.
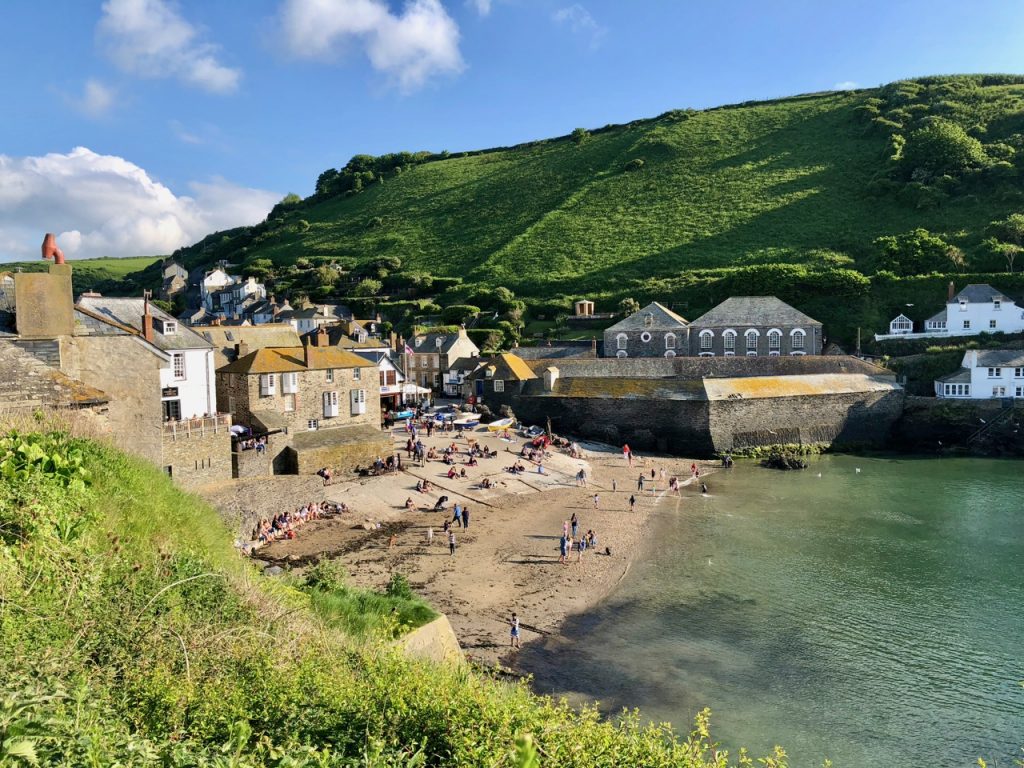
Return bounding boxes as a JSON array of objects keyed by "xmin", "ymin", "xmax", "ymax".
[
  {"xmin": 314, "ymin": 327, "xmax": 329, "ymax": 347},
  {"xmin": 948, "ymin": 281, "xmax": 955, "ymax": 302},
  {"xmin": 544, "ymin": 366, "xmax": 559, "ymax": 392},
  {"xmin": 591, "ymin": 336, "xmax": 597, "ymax": 356},
  {"xmin": 303, "ymin": 332, "xmax": 312, "ymax": 367},
  {"xmin": 142, "ymin": 290, "xmax": 154, "ymax": 342},
  {"xmin": 234, "ymin": 341, "xmax": 250, "ymax": 359}
]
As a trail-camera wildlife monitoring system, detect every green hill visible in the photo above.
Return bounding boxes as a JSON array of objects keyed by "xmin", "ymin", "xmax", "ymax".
[
  {"xmin": 160, "ymin": 75, "xmax": 1024, "ymax": 347},
  {"xmin": 1, "ymin": 255, "xmax": 160, "ymax": 296},
  {"xmin": 0, "ymin": 427, "xmax": 782, "ymax": 766}
]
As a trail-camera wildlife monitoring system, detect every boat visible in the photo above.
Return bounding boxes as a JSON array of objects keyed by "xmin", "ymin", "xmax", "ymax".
[
  {"xmin": 393, "ymin": 409, "xmax": 415, "ymax": 420},
  {"xmin": 486, "ymin": 417, "xmax": 515, "ymax": 432},
  {"xmin": 453, "ymin": 417, "xmax": 480, "ymax": 428}
]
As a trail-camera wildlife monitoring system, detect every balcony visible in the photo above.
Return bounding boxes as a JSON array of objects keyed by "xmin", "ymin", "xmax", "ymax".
[{"xmin": 162, "ymin": 413, "xmax": 232, "ymax": 437}]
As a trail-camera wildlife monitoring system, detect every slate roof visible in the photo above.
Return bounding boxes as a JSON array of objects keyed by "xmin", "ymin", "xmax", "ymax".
[
  {"xmin": 411, "ymin": 330, "xmax": 475, "ymax": 355},
  {"xmin": 448, "ymin": 356, "xmax": 485, "ymax": 373},
  {"xmin": 512, "ymin": 340, "xmax": 601, "ymax": 360},
  {"xmin": 953, "ymin": 284, "xmax": 1012, "ymax": 304},
  {"xmin": 604, "ymin": 302, "xmax": 689, "ymax": 332},
  {"xmin": 217, "ymin": 346, "xmax": 373, "ymax": 374},
  {"xmin": 465, "ymin": 353, "xmax": 537, "ymax": 381},
  {"xmin": 193, "ymin": 325, "xmax": 301, "ymax": 366},
  {"xmin": 935, "ymin": 368, "xmax": 972, "ymax": 384},
  {"xmin": 689, "ymin": 296, "xmax": 820, "ymax": 327},
  {"xmin": 0, "ymin": 341, "xmax": 109, "ymax": 410},
  {"xmin": 972, "ymin": 349, "xmax": 1024, "ymax": 367},
  {"xmin": 927, "ymin": 308, "xmax": 948, "ymax": 324},
  {"xmin": 352, "ymin": 349, "xmax": 405, "ymax": 376},
  {"xmin": 524, "ymin": 355, "xmax": 890, "ymax": 379},
  {"xmin": 77, "ymin": 296, "xmax": 213, "ymax": 351}
]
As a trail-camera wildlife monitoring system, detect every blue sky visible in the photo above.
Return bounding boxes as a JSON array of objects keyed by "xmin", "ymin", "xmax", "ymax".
[{"xmin": 2, "ymin": 0, "xmax": 1023, "ymax": 262}]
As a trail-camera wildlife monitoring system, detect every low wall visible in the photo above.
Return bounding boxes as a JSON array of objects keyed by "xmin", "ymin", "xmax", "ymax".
[
  {"xmin": 290, "ymin": 426, "xmax": 392, "ymax": 476},
  {"xmin": 891, "ymin": 396, "xmax": 1024, "ymax": 455},
  {"xmin": 162, "ymin": 428, "xmax": 233, "ymax": 489},
  {"xmin": 398, "ymin": 614, "xmax": 464, "ymax": 665},
  {"xmin": 232, "ymin": 440, "xmax": 276, "ymax": 479}
]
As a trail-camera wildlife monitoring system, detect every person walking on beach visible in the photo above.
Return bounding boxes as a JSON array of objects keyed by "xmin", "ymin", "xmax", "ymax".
[
  {"xmin": 637, "ymin": 474, "xmax": 645, "ymax": 492},
  {"xmin": 462, "ymin": 506, "xmax": 470, "ymax": 529},
  {"xmin": 448, "ymin": 530, "xmax": 456, "ymax": 556},
  {"xmin": 426, "ymin": 526, "xmax": 434, "ymax": 545},
  {"xmin": 452, "ymin": 503, "xmax": 463, "ymax": 528},
  {"xmin": 559, "ymin": 533, "xmax": 568, "ymax": 564},
  {"xmin": 593, "ymin": 493, "xmax": 599, "ymax": 510},
  {"xmin": 563, "ymin": 519, "xmax": 569, "ymax": 539},
  {"xmin": 510, "ymin": 612, "xmax": 521, "ymax": 649},
  {"xmin": 629, "ymin": 494, "xmax": 636, "ymax": 513},
  {"xmin": 577, "ymin": 533, "xmax": 587, "ymax": 564},
  {"xmin": 571, "ymin": 512, "xmax": 579, "ymax": 539}
]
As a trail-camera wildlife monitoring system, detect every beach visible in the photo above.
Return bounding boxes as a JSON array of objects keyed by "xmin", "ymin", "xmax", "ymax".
[{"xmin": 203, "ymin": 424, "xmax": 714, "ymax": 668}]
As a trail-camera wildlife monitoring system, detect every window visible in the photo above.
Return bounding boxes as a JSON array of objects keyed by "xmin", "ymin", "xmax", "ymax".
[
  {"xmin": 432, "ymin": 355, "xmax": 440, "ymax": 368},
  {"xmin": 768, "ymin": 330, "xmax": 782, "ymax": 353},
  {"xmin": 723, "ymin": 331, "xmax": 736, "ymax": 355},
  {"xmin": 700, "ymin": 331, "xmax": 714, "ymax": 351},
  {"xmin": 992, "ymin": 386, "xmax": 1006, "ymax": 397},
  {"xmin": 323, "ymin": 391, "xmax": 339, "ymax": 418},
  {"xmin": 161, "ymin": 320, "xmax": 177, "ymax": 335},
  {"xmin": 640, "ymin": 331, "xmax": 652, "ymax": 343},
  {"xmin": 259, "ymin": 373, "xmax": 276, "ymax": 396},
  {"xmin": 990, "ymin": 320, "xmax": 997, "ymax": 329},
  {"xmin": 987, "ymin": 367, "xmax": 1002, "ymax": 378},
  {"xmin": 1015, "ymin": 368, "xmax": 1023, "ymax": 378},
  {"xmin": 162, "ymin": 399, "xmax": 181, "ymax": 422},
  {"xmin": 326, "ymin": 369, "xmax": 334, "ymax": 383},
  {"xmin": 353, "ymin": 367, "xmax": 361, "ymax": 381},
  {"xmin": 307, "ymin": 419, "xmax": 319, "ymax": 431},
  {"xmin": 409, "ymin": 356, "xmax": 417, "ymax": 369},
  {"xmin": 283, "ymin": 394, "xmax": 295, "ymax": 412},
  {"xmin": 1016, "ymin": 385, "xmax": 1023, "ymax": 398},
  {"xmin": 616, "ymin": 350, "xmax": 627, "ymax": 358},
  {"xmin": 664, "ymin": 350, "xmax": 676, "ymax": 358},
  {"xmin": 791, "ymin": 329, "xmax": 806, "ymax": 350},
  {"xmin": 494, "ymin": 379, "xmax": 505, "ymax": 392},
  {"xmin": 172, "ymin": 352, "xmax": 186, "ymax": 380},
  {"xmin": 281, "ymin": 372, "xmax": 298, "ymax": 394},
  {"xmin": 944, "ymin": 383, "xmax": 970, "ymax": 397},
  {"xmin": 616, "ymin": 333, "xmax": 628, "ymax": 350},
  {"xmin": 963, "ymin": 320, "xmax": 971, "ymax": 330},
  {"xmin": 959, "ymin": 300, "xmax": 968, "ymax": 311},
  {"xmin": 350, "ymin": 389, "xmax": 366, "ymax": 415},
  {"xmin": 415, "ymin": 337, "xmax": 423, "ymax": 348},
  {"xmin": 994, "ymin": 299, "xmax": 1001, "ymax": 311},
  {"xmin": 385, "ymin": 370, "xmax": 397, "ymax": 386},
  {"xmin": 745, "ymin": 330, "xmax": 759, "ymax": 355},
  {"xmin": 665, "ymin": 333, "xmax": 676, "ymax": 349}
]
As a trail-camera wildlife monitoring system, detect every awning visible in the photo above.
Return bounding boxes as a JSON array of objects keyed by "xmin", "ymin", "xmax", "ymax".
[{"xmin": 401, "ymin": 383, "xmax": 432, "ymax": 395}]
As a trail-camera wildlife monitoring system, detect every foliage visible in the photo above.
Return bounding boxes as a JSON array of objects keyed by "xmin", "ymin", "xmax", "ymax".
[
  {"xmin": 871, "ymin": 228, "xmax": 963, "ymax": 276},
  {"xmin": 440, "ymin": 304, "xmax": 480, "ymax": 325},
  {"xmin": 351, "ymin": 278, "xmax": 383, "ymax": 297},
  {"xmin": 619, "ymin": 297, "xmax": 641, "ymax": 315},
  {"xmin": 899, "ymin": 118, "xmax": 988, "ymax": 179}
]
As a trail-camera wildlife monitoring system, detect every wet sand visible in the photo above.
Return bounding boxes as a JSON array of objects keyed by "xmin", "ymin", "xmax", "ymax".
[{"xmin": 203, "ymin": 426, "xmax": 714, "ymax": 668}]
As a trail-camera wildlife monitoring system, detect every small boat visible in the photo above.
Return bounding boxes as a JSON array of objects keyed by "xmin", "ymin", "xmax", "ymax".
[
  {"xmin": 453, "ymin": 417, "xmax": 480, "ymax": 428},
  {"xmin": 393, "ymin": 410, "xmax": 415, "ymax": 420},
  {"xmin": 486, "ymin": 417, "xmax": 515, "ymax": 432}
]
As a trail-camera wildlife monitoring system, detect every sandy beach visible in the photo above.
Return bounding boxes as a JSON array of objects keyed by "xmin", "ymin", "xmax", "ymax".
[{"xmin": 203, "ymin": 423, "xmax": 715, "ymax": 669}]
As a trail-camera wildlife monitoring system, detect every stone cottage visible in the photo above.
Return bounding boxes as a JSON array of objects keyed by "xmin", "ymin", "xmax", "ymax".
[
  {"xmin": 462, "ymin": 353, "xmax": 538, "ymax": 411},
  {"xmin": 602, "ymin": 302, "xmax": 689, "ymax": 358},
  {"xmin": 405, "ymin": 327, "xmax": 480, "ymax": 395}
]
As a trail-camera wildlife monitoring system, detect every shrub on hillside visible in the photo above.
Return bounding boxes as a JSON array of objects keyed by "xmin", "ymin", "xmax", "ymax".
[
  {"xmin": 440, "ymin": 304, "xmax": 480, "ymax": 325},
  {"xmin": 871, "ymin": 229, "xmax": 965, "ymax": 276},
  {"xmin": 899, "ymin": 118, "xmax": 988, "ymax": 180}
]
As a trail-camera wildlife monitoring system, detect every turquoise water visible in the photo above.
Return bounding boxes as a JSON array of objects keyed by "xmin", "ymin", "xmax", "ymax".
[{"xmin": 518, "ymin": 455, "xmax": 1023, "ymax": 767}]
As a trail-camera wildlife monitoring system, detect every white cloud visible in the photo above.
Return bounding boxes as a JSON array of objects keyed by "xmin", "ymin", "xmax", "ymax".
[
  {"xmin": 279, "ymin": 0, "xmax": 464, "ymax": 91},
  {"xmin": 466, "ymin": 0, "xmax": 491, "ymax": 16},
  {"xmin": 553, "ymin": 3, "xmax": 605, "ymax": 48},
  {"xmin": 70, "ymin": 79, "xmax": 117, "ymax": 118},
  {"xmin": 98, "ymin": 0, "xmax": 241, "ymax": 93},
  {"xmin": 833, "ymin": 81, "xmax": 859, "ymax": 91},
  {"xmin": 0, "ymin": 147, "xmax": 278, "ymax": 262}
]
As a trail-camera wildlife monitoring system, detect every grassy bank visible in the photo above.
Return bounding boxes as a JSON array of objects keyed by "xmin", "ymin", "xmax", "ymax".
[{"xmin": 0, "ymin": 428, "xmax": 788, "ymax": 766}]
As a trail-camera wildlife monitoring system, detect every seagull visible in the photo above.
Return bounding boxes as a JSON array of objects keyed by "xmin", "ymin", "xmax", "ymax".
[
  {"xmin": 905, "ymin": 303, "xmax": 914, "ymax": 307},
  {"xmin": 979, "ymin": 418, "xmax": 987, "ymax": 424},
  {"xmin": 816, "ymin": 472, "xmax": 822, "ymax": 478}
]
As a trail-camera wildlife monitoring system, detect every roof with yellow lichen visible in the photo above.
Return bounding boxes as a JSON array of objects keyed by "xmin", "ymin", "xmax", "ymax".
[
  {"xmin": 703, "ymin": 373, "xmax": 900, "ymax": 400},
  {"xmin": 465, "ymin": 353, "xmax": 537, "ymax": 381},
  {"xmin": 216, "ymin": 345, "xmax": 374, "ymax": 374},
  {"xmin": 549, "ymin": 377, "xmax": 706, "ymax": 399}
]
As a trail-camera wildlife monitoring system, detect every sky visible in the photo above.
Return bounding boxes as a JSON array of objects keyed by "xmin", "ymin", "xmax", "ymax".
[{"xmin": 2, "ymin": 0, "xmax": 1024, "ymax": 263}]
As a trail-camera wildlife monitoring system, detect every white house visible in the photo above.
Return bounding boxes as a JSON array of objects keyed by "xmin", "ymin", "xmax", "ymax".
[
  {"xmin": 934, "ymin": 349, "xmax": 1024, "ymax": 399},
  {"xmin": 78, "ymin": 295, "xmax": 219, "ymax": 421},
  {"xmin": 876, "ymin": 283, "xmax": 1024, "ymax": 341},
  {"xmin": 200, "ymin": 268, "xmax": 233, "ymax": 308},
  {"xmin": 887, "ymin": 313, "xmax": 914, "ymax": 335}
]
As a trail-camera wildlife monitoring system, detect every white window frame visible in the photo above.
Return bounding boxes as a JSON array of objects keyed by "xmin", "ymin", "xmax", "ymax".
[
  {"xmin": 723, "ymin": 330, "xmax": 736, "ymax": 355},
  {"xmin": 353, "ymin": 367, "xmax": 361, "ymax": 381},
  {"xmin": 699, "ymin": 330, "xmax": 714, "ymax": 351},
  {"xmin": 963, "ymin": 320, "xmax": 971, "ymax": 330},
  {"xmin": 1016, "ymin": 385, "xmax": 1023, "ymax": 397},
  {"xmin": 326, "ymin": 368, "xmax": 334, "ymax": 383},
  {"xmin": 494, "ymin": 379, "xmax": 505, "ymax": 392},
  {"xmin": 767, "ymin": 329, "xmax": 782, "ymax": 352},
  {"xmin": 987, "ymin": 367, "xmax": 1002, "ymax": 378},
  {"xmin": 959, "ymin": 300, "xmax": 968, "ymax": 311},
  {"xmin": 161, "ymin": 320, "xmax": 178, "ymax": 335},
  {"xmin": 259, "ymin": 373, "xmax": 276, "ymax": 396},
  {"xmin": 993, "ymin": 299, "xmax": 1001, "ymax": 311},
  {"xmin": 323, "ymin": 391, "xmax": 339, "ymax": 418},
  {"xmin": 616, "ymin": 333, "xmax": 628, "ymax": 350},
  {"xmin": 640, "ymin": 331, "xmax": 652, "ymax": 343},
  {"xmin": 281, "ymin": 372, "xmax": 299, "ymax": 394},
  {"xmin": 791, "ymin": 329, "xmax": 806, "ymax": 351},
  {"xmin": 745, "ymin": 329, "xmax": 759, "ymax": 355},
  {"xmin": 664, "ymin": 350, "xmax": 676, "ymax": 358},
  {"xmin": 665, "ymin": 332, "xmax": 676, "ymax": 350},
  {"xmin": 350, "ymin": 388, "xmax": 366, "ymax": 416},
  {"xmin": 1015, "ymin": 368, "xmax": 1023, "ymax": 378},
  {"xmin": 616, "ymin": 350, "xmax": 627, "ymax": 358},
  {"xmin": 992, "ymin": 386, "xmax": 1006, "ymax": 397},
  {"xmin": 307, "ymin": 419, "xmax": 319, "ymax": 431},
  {"xmin": 172, "ymin": 352, "xmax": 186, "ymax": 380}
]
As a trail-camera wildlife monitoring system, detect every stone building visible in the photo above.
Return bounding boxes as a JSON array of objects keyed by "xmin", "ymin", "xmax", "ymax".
[
  {"xmin": 192, "ymin": 324, "xmax": 302, "ymax": 367},
  {"xmin": 405, "ymin": 327, "xmax": 480, "ymax": 394},
  {"xmin": 602, "ymin": 302, "xmax": 689, "ymax": 358},
  {"xmin": 216, "ymin": 330, "xmax": 389, "ymax": 474},
  {"xmin": 686, "ymin": 296, "xmax": 823, "ymax": 356},
  {"xmin": 462, "ymin": 353, "xmax": 538, "ymax": 410}
]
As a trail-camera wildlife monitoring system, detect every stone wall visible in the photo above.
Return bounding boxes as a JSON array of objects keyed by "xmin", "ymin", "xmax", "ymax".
[
  {"xmin": 232, "ymin": 440, "xmax": 276, "ymax": 478},
  {"xmin": 290, "ymin": 425, "xmax": 392, "ymax": 475},
  {"xmin": 161, "ymin": 423, "xmax": 233, "ymax": 489},
  {"xmin": 397, "ymin": 614, "xmax": 464, "ymax": 664},
  {"xmin": 60, "ymin": 334, "xmax": 165, "ymax": 466},
  {"xmin": 891, "ymin": 396, "xmax": 1024, "ymax": 455}
]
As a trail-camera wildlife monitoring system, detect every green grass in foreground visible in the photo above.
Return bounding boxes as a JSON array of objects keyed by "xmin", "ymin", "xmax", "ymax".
[{"xmin": 0, "ymin": 426, "xmax": 793, "ymax": 766}]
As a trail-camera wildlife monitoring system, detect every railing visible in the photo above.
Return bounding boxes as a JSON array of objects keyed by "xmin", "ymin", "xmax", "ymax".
[
  {"xmin": 966, "ymin": 403, "xmax": 1017, "ymax": 445},
  {"xmin": 163, "ymin": 413, "xmax": 232, "ymax": 437}
]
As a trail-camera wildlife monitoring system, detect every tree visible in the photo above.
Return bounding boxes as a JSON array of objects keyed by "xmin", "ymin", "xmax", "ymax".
[
  {"xmin": 619, "ymin": 297, "xmax": 641, "ymax": 315},
  {"xmin": 571, "ymin": 127, "xmax": 589, "ymax": 145},
  {"xmin": 984, "ymin": 238, "xmax": 1021, "ymax": 274},
  {"xmin": 899, "ymin": 119, "xmax": 987, "ymax": 179},
  {"xmin": 279, "ymin": 192, "xmax": 302, "ymax": 206},
  {"xmin": 351, "ymin": 278, "xmax": 382, "ymax": 297},
  {"xmin": 871, "ymin": 229, "xmax": 959, "ymax": 276},
  {"xmin": 985, "ymin": 213, "xmax": 1024, "ymax": 273}
]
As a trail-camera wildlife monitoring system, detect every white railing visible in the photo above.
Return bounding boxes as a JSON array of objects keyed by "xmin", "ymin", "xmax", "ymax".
[{"xmin": 163, "ymin": 413, "xmax": 232, "ymax": 437}]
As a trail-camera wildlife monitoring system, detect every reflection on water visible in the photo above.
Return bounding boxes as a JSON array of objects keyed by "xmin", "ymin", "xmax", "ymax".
[{"xmin": 517, "ymin": 455, "xmax": 1024, "ymax": 768}]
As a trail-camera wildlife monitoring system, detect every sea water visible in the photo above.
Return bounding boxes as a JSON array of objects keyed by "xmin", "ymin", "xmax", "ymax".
[{"xmin": 517, "ymin": 455, "xmax": 1023, "ymax": 767}]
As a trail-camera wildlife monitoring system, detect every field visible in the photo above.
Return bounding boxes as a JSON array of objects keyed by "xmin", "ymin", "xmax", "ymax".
[{"xmin": 1, "ymin": 255, "xmax": 161, "ymax": 295}]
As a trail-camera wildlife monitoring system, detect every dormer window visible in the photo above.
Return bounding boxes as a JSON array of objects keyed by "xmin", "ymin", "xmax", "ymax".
[
  {"xmin": 435, "ymin": 337, "xmax": 444, "ymax": 349},
  {"xmin": 156, "ymin": 318, "xmax": 177, "ymax": 335},
  {"xmin": 993, "ymin": 299, "xmax": 1001, "ymax": 311},
  {"xmin": 959, "ymin": 300, "xmax": 968, "ymax": 311},
  {"xmin": 415, "ymin": 338, "xmax": 423, "ymax": 348}
]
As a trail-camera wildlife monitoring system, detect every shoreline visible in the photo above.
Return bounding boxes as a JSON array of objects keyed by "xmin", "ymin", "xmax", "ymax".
[{"xmin": 201, "ymin": 426, "xmax": 717, "ymax": 669}]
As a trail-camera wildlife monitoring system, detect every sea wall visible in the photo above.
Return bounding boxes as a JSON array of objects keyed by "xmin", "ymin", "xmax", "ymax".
[{"xmin": 891, "ymin": 396, "xmax": 1024, "ymax": 455}]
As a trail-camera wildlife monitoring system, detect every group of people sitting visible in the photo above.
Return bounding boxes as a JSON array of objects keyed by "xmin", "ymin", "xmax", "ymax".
[
  {"xmin": 519, "ymin": 444, "xmax": 548, "ymax": 462},
  {"xmin": 447, "ymin": 465, "xmax": 469, "ymax": 480},
  {"xmin": 253, "ymin": 500, "xmax": 347, "ymax": 545},
  {"xmin": 236, "ymin": 435, "xmax": 268, "ymax": 453},
  {"xmin": 505, "ymin": 461, "xmax": 528, "ymax": 474},
  {"xmin": 414, "ymin": 478, "xmax": 435, "ymax": 493},
  {"xmin": 468, "ymin": 443, "xmax": 497, "ymax": 460},
  {"xmin": 354, "ymin": 455, "xmax": 401, "ymax": 477}
]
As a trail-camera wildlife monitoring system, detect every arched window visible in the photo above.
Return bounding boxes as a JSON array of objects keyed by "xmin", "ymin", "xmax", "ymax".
[
  {"xmin": 791, "ymin": 328, "xmax": 806, "ymax": 354},
  {"xmin": 767, "ymin": 328, "xmax": 782, "ymax": 355},
  {"xmin": 616, "ymin": 333, "xmax": 628, "ymax": 350},
  {"xmin": 699, "ymin": 329, "xmax": 714, "ymax": 350},
  {"xmin": 664, "ymin": 332, "xmax": 676, "ymax": 349},
  {"xmin": 723, "ymin": 329, "xmax": 737, "ymax": 355},
  {"xmin": 745, "ymin": 329, "xmax": 760, "ymax": 355},
  {"xmin": 616, "ymin": 350, "xmax": 628, "ymax": 358},
  {"xmin": 664, "ymin": 350, "xmax": 676, "ymax": 358}
]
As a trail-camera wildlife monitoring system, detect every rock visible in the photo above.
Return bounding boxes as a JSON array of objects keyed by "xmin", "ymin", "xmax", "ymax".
[
  {"xmin": 760, "ymin": 452, "xmax": 808, "ymax": 470},
  {"xmin": 263, "ymin": 565, "xmax": 284, "ymax": 577}
]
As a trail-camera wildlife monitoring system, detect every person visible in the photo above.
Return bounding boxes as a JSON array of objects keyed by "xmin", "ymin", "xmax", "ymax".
[
  {"xmin": 612, "ymin": 478, "xmax": 617, "ymax": 493},
  {"xmin": 651, "ymin": 468, "xmax": 656, "ymax": 480},
  {"xmin": 405, "ymin": 497, "xmax": 416, "ymax": 510},
  {"xmin": 388, "ymin": 533, "xmax": 397, "ymax": 549},
  {"xmin": 443, "ymin": 519, "xmax": 450, "ymax": 534},
  {"xmin": 559, "ymin": 533, "xmax": 568, "ymax": 565},
  {"xmin": 447, "ymin": 466, "xmax": 458, "ymax": 479},
  {"xmin": 690, "ymin": 462, "xmax": 697, "ymax": 476},
  {"xmin": 460, "ymin": 467, "xmax": 467, "ymax": 479},
  {"xmin": 637, "ymin": 474, "xmax": 645, "ymax": 492},
  {"xmin": 701, "ymin": 482, "xmax": 708, "ymax": 494},
  {"xmin": 448, "ymin": 529, "xmax": 456, "ymax": 556},
  {"xmin": 452, "ymin": 503, "xmax": 463, "ymax": 528},
  {"xmin": 593, "ymin": 493, "xmax": 599, "ymax": 509},
  {"xmin": 629, "ymin": 494, "xmax": 636, "ymax": 513},
  {"xmin": 510, "ymin": 612, "xmax": 521, "ymax": 649},
  {"xmin": 570, "ymin": 512, "xmax": 578, "ymax": 539},
  {"xmin": 462, "ymin": 506, "xmax": 470, "ymax": 529},
  {"xmin": 577, "ymin": 533, "xmax": 587, "ymax": 563},
  {"xmin": 426, "ymin": 526, "xmax": 434, "ymax": 545}
]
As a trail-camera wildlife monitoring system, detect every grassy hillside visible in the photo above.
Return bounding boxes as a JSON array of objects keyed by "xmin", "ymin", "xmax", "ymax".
[
  {"xmin": 0, "ymin": 255, "xmax": 160, "ymax": 296},
  {"xmin": 144, "ymin": 76, "xmax": 1024, "ymax": 346},
  {"xmin": 0, "ymin": 427, "xmax": 784, "ymax": 766}
]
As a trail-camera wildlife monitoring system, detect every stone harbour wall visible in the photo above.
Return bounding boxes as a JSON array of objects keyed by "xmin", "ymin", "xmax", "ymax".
[
  {"xmin": 232, "ymin": 441, "xmax": 276, "ymax": 479},
  {"xmin": 162, "ymin": 427, "xmax": 233, "ymax": 489},
  {"xmin": 291, "ymin": 432, "xmax": 392, "ymax": 475}
]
